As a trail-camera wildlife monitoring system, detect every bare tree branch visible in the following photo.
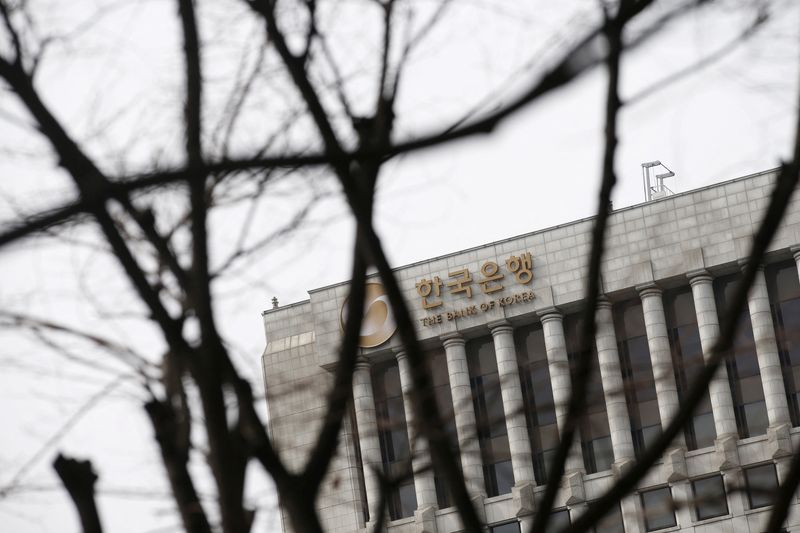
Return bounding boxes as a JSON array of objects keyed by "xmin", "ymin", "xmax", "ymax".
[
  {"xmin": 569, "ymin": 74, "xmax": 800, "ymax": 533},
  {"xmin": 532, "ymin": 2, "xmax": 625, "ymax": 532},
  {"xmin": 53, "ymin": 454, "xmax": 104, "ymax": 533}
]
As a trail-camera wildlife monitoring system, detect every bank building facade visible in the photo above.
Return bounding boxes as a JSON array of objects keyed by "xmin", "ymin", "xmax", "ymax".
[{"xmin": 261, "ymin": 169, "xmax": 800, "ymax": 533}]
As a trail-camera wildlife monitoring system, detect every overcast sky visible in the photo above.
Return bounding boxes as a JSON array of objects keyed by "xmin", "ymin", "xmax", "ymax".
[{"xmin": 1, "ymin": 1, "xmax": 799, "ymax": 532}]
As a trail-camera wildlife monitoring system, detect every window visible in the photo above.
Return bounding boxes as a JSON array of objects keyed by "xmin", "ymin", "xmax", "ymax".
[
  {"xmin": 372, "ymin": 360, "xmax": 417, "ymax": 520},
  {"xmin": 640, "ymin": 486, "xmax": 677, "ymax": 531},
  {"xmin": 744, "ymin": 463, "xmax": 779, "ymax": 509},
  {"xmin": 692, "ymin": 475, "xmax": 728, "ymax": 520},
  {"xmin": 664, "ymin": 287, "xmax": 716, "ymax": 450},
  {"xmin": 549, "ymin": 509, "xmax": 570, "ymax": 532},
  {"xmin": 468, "ymin": 336, "xmax": 514, "ymax": 496},
  {"xmin": 715, "ymin": 274, "xmax": 769, "ymax": 438},
  {"xmin": 488, "ymin": 513, "xmax": 569, "ymax": 533},
  {"xmin": 490, "ymin": 521, "xmax": 520, "ymax": 533},
  {"xmin": 428, "ymin": 348, "xmax": 460, "ymax": 509},
  {"xmin": 565, "ymin": 314, "xmax": 614, "ymax": 474},
  {"xmin": 590, "ymin": 503, "xmax": 624, "ymax": 533},
  {"xmin": 765, "ymin": 261, "xmax": 800, "ymax": 427},
  {"xmin": 614, "ymin": 299, "xmax": 662, "ymax": 457},
  {"xmin": 515, "ymin": 323, "xmax": 559, "ymax": 484}
]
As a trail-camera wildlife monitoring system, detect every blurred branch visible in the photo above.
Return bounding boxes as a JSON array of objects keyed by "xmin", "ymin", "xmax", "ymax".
[
  {"xmin": 532, "ymin": 2, "xmax": 624, "ymax": 531},
  {"xmin": 569, "ymin": 66, "xmax": 800, "ymax": 533},
  {"xmin": 0, "ymin": 311, "xmax": 155, "ymax": 375},
  {"xmin": 0, "ymin": 376, "xmax": 130, "ymax": 500},
  {"xmin": 53, "ymin": 454, "xmax": 104, "ymax": 533},
  {"xmin": 145, "ymin": 399, "xmax": 213, "ymax": 533}
]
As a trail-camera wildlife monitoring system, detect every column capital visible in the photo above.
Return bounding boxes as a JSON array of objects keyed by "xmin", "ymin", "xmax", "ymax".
[
  {"xmin": 355, "ymin": 355, "xmax": 371, "ymax": 371},
  {"xmin": 394, "ymin": 348, "xmax": 408, "ymax": 362},
  {"xmin": 791, "ymin": 245, "xmax": 800, "ymax": 262},
  {"xmin": 488, "ymin": 319, "xmax": 513, "ymax": 336},
  {"xmin": 595, "ymin": 295, "xmax": 612, "ymax": 310},
  {"xmin": 537, "ymin": 306, "xmax": 563, "ymax": 323},
  {"xmin": 636, "ymin": 282, "xmax": 662, "ymax": 298},
  {"xmin": 687, "ymin": 268, "xmax": 713, "ymax": 285},
  {"xmin": 441, "ymin": 333, "xmax": 465, "ymax": 349}
]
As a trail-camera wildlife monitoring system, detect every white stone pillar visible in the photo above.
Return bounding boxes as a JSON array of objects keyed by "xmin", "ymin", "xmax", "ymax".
[
  {"xmin": 352, "ymin": 357, "xmax": 384, "ymax": 525},
  {"xmin": 637, "ymin": 284, "xmax": 684, "ymax": 448},
  {"xmin": 620, "ymin": 494, "xmax": 644, "ymax": 533},
  {"xmin": 442, "ymin": 335, "xmax": 486, "ymax": 499},
  {"xmin": 745, "ymin": 265, "xmax": 791, "ymax": 428},
  {"xmin": 687, "ymin": 270, "xmax": 738, "ymax": 438},
  {"xmin": 538, "ymin": 307, "xmax": 585, "ymax": 474},
  {"xmin": 396, "ymin": 350, "xmax": 439, "ymax": 512},
  {"xmin": 595, "ymin": 298, "xmax": 636, "ymax": 465},
  {"xmin": 489, "ymin": 321, "xmax": 536, "ymax": 486}
]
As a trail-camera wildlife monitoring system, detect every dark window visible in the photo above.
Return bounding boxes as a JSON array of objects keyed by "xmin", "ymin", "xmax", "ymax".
[
  {"xmin": 428, "ymin": 348, "xmax": 459, "ymax": 508},
  {"xmin": 490, "ymin": 522, "xmax": 521, "ymax": 533},
  {"xmin": 664, "ymin": 287, "xmax": 716, "ymax": 450},
  {"xmin": 590, "ymin": 503, "xmax": 625, "ymax": 533},
  {"xmin": 614, "ymin": 299, "xmax": 662, "ymax": 457},
  {"xmin": 565, "ymin": 314, "xmax": 614, "ymax": 474},
  {"xmin": 372, "ymin": 360, "xmax": 417, "ymax": 520},
  {"xmin": 515, "ymin": 323, "xmax": 559, "ymax": 484},
  {"xmin": 715, "ymin": 274, "xmax": 769, "ymax": 438},
  {"xmin": 549, "ymin": 509, "xmax": 570, "ymax": 532},
  {"xmin": 745, "ymin": 463, "xmax": 779, "ymax": 509},
  {"xmin": 692, "ymin": 475, "xmax": 728, "ymax": 520},
  {"xmin": 468, "ymin": 336, "xmax": 514, "ymax": 496},
  {"xmin": 641, "ymin": 486, "xmax": 677, "ymax": 531},
  {"xmin": 765, "ymin": 261, "xmax": 800, "ymax": 427}
]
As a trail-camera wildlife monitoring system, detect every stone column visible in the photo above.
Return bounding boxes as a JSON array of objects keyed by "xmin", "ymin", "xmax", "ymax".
[
  {"xmin": 745, "ymin": 264, "xmax": 792, "ymax": 457},
  {"xmin": 396, "ymin": 350, "xmax": 439, "ymax": 517},
  {"xmin": 595, "ymin": 298, "xmax": 636, "ymax": 467},
  {"xmin": 745, "ymin": 265, "xmax": 791, "ymax": 426},
  {"xmin": 352, "ymin": 356, "xmax": 384, "ymax": 525},
  {"xmin": 538, "ymin": 307, "xmax": 585, "ymax": 476},
  {"xmin": 442, "ymin": 335, "xmax": 486, "ymax": 500},
  {"xmin": 489, "ymin": 320, "xmax": 536, "ymax": 486},
  {"xmin": 687, "ymin": 270, "xmax": 738, "ymax": 442},
  {"xmin": 637, "ymin": 284, "xmax": 684, "ymax": 448},
  {"xmin": 620, "ymin": 494, "xmax": 644, "ymax": 533}
]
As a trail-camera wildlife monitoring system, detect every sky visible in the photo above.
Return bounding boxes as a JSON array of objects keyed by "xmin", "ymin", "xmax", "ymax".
[{"xmin": 0, "ymin": 1, "xmax": 799, "ymax": 532}]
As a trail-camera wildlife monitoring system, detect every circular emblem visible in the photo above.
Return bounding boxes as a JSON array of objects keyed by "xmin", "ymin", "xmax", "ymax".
[{"xmin": 340, "ymin": 282, "xmax": 397, "ymax": 348}]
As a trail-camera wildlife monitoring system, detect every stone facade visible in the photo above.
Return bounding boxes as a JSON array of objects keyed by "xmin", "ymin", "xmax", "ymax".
[{"xmin": 261, "ymin": 169, "xmax": 800, "ymax": 532}]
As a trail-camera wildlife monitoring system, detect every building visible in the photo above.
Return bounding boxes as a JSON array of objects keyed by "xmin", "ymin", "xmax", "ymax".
[{"xmin": 261, "ymin": 168, "xmax": 800, "ymax": 533}]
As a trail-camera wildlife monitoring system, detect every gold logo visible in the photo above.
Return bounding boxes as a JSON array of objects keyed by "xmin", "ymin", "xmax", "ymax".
[{"xmin": 340, "ymin": 282, "xmax": 397, "ymax": 348}]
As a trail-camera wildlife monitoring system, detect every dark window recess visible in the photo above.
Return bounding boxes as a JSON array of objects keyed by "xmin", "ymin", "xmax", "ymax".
[
  {"xmin": 715, "ymin": 274, "xmax": 769, "ymax": 438},
  {"xmin": 548, "ymin": 509, "xmax": 571, "ymax": 532},
  {"xmin": 590, "ymin": 503, "xmax": 625, "ymax": 533},
  {"xmin": 641, "ymin": 486, "xmax": 677, "ymax": 532},
  {"xmin": 428, "ymin": 348, "xmax": 460, "ymax": 509},
  {"xmin": 515, "ymin": 323, "xmax": 559, "ymax": 485},
  {"xmin": 372, "ymin": 360, "xmax": 417, "ymax": 520},
  {"xmin": 490, "ymin": 521, "xmax": 521, "ymax": 533},
  {"xmin": 664, "ymin": 287, "xmax": 716, "ymax": 450},
  {"xmin": 692, "ymin": 475, "xmax": 728, "ymax": 520},
  {"xmin": 744, "ymin": 463, "xmax": 779, "ymax": 509},
  {"xmin": 765, "ymin": 261, "xmax": 800, "ymax": 427},
  {"xmin": 468, "ymin": 336, "xmax": 514, "ymax": 496},
  {"xmin": 565, "ymin": 314, "xmax": 614, "ymax": 474},
  {"xmin": 614, "ymin": 299, "xmax": 662, "ymax": 457}
]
